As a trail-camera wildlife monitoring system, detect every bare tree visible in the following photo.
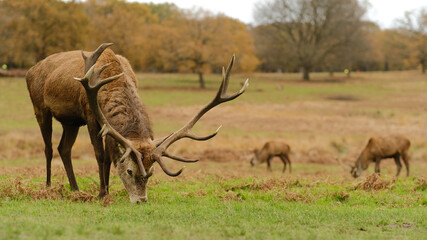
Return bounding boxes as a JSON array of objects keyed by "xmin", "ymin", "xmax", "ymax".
[{"xmin": 254, "ymin": 0, "xmax": 366, "ymax": 80}]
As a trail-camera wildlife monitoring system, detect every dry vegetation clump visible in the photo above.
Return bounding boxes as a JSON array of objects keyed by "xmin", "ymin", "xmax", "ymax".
[
  {"xmin": 352, "ymin": 174, "xmax": 395, "ymax": 191},
  {"xmin": 331, "ymin": 191, "xmax": 350, "ymax": 202},
  {"xmin": 226, "ymin": 178, "xmax": 330, "ymax": 193},
  {"xmin": 181, "ymin": 190, "xmax": 207, "ymax": 198},
  {"xmin": 0, "ymin": 177, "xmax": 99, "ymax": 203},
  {"xmin": 226, "ymin": 178, "xmax": 303, "ymax": 192},
  {"xmin": 219, "ymin": 191, "xmax": 245, "ymax": 201},
  {"xmin": 69, "ymin": 191, "xmax": 96, "ymax": 202},
  {"xmin": 0, "ymin": 177, "xmax": 66, "ymax": 200},
  {"xmin": 101, "ymin": 194, "xmax": 115, "ymax": 206},
  {"xmin": 282, "ymin": 191, "xmax": 309, "ymax": 202},
  {"xmin": 411, "ymin": 177, "xmax": 426, "ymax": 191}
]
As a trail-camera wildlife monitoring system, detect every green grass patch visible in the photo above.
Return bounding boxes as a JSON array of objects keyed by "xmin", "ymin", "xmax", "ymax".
[{"xmin": 0, "ymin": 175, "xmax": 426, "ymax": 239}]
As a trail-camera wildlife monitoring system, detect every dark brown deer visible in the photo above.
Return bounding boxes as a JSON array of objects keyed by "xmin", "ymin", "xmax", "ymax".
[
  {"xmin": 250, "ymin": 141, "xmax": 292, "ymax": 173},
  {"xmin": 26, "ymin": 43, "xmax": 248, "ymax": 203},
  {"xmin": 340, "ymin": 135, "xmax": 410, "ymax": 178}
]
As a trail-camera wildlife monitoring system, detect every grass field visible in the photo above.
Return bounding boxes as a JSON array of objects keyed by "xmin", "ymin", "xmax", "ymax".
[{"xmin": 0, "ymin": 71, "xmax": 426, "ymax": 239}]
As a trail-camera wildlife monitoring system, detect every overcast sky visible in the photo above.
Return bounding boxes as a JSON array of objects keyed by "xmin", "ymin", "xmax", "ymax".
[{"xmin": 133, "ymin": 0, "xmax": 427, "ymax": 28}]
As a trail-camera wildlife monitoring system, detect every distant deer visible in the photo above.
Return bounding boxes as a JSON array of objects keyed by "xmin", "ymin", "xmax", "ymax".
[
  {"xmin": 339, "ymin": 135, "xmax": 410, "ymax": 178},
  {"xmin": 250, "ymin": 141, "xmax": 292, "ymax": 173},
  {"xmin": 26, "ymin": 43, "xmax": 248, "ymax": 202}
]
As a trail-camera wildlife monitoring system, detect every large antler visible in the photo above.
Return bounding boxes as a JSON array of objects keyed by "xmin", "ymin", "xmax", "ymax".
[
  {"xmin": 151, "ymin": 55, "xmax": 249, "ymax": 176},
  {"xmin": 74, "ymin": 44, "xmax": 147, "ymax": 177}
]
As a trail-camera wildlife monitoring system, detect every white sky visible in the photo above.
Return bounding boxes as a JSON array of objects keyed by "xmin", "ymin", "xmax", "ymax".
[{"xmin": 133, "ymin": 0, "xmax": 427, "ymax": 28}]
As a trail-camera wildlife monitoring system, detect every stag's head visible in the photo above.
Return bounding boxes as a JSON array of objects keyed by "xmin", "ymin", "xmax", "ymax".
[
  {"xmin": 350, "ymin": 154, "xmax": 366, "ymax": 178},
  {"xmin": 109, "ymin": 138, "xmax": 154, "ymax": 203},
  {"xmin": 350, "ymin": 165, "xmax": 360, "ymax": 178},
  {"xmin": 336, "ymin": 157, "xmax": 360, "ymax": 178},
  {"xmin": 75, "ymin": 43, "xmax": 248, "ymax": 203}
]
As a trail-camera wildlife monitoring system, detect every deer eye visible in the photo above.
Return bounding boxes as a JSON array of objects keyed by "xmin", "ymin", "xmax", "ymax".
[{"xmin": 127, "ymin": 169, "xmax": 133, "ymax": 176}]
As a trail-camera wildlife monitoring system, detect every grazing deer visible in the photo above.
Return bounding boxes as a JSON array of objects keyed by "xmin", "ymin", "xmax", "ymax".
[
  {"xmin": 26, "ymin": 43, "xmax": 248, "ymax": 203},
  {"xmin": 339, "ymin": 135, "xmax": 410, "ymax": 178},
  {"xmin": 250, "ymin": 141, "xmax": 292, "ymax": 173}
]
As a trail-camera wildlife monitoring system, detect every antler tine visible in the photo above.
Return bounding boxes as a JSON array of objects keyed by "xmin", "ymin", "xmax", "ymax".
[
  {"xmin": 163, "ymin": 152, "xmax": 199, "ymax": 163},
  {"xmin": 156, "ymin": 158, "xmax": 184, "ymax": 177},
  {"xmin": 75, "ymin": 43, "xmax": 147, "ymax": 177},
  {"xmin": 221, "ymin": 54, "xmax": 234, "ymax": 96},
  {"xmin": 151, "ymin": 55, "xmax": 249, "ymax": 177},
  {"xmin": 81, "ymin": 43, "xmax": 114, "ymax": 73},
  {"xmin": 152, "ymin": 126, "xmax": 220, "ymax": 147},
  {"xmin": 184, "ymin": 125, "xmax": 222, "ymax": 141}
]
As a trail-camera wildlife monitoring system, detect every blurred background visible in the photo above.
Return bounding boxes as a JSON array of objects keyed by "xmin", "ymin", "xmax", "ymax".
[{"xmin": 0, "ymin": 0, "xmax": 426, "ymax": 84}]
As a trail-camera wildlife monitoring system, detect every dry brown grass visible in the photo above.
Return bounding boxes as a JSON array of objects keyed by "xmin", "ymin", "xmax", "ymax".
[
  {"xmin": 352, "ymin": 174, "xmax": 395, "ymax": 191},
  {"xmin": 0, "ymin": 177, "xmax": 101, "ymax": 203},
  {"xmin": 219, "ymin": 191, "xmax": 245, "ymax": 201},
  {"xmin": 281, "ymin": 191, "xmax": 309, "ymax": 202},
  {"xmin": 0, "ymin": 176, "xmax": 117, "ymax": 205},
  {"xmin": 412, "ymin": 177, "xmax": 427, "ymax": 191}
]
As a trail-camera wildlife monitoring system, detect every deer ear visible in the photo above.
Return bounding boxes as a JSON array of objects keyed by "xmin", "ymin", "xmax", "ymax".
[{"xmin": 253, "ymin": 148, "xmax": 258, "ymax": 154}]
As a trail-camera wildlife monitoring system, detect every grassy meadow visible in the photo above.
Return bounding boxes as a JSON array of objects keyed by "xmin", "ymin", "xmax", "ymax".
[{"xmin": 0, "ymin": 71, "xmax": 426, "ymax": 239}]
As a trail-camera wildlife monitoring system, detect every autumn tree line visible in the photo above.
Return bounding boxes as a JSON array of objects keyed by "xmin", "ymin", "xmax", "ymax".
[{"xmin": 0, "ymin": 0, "xmax": 426, "ymax": 84}]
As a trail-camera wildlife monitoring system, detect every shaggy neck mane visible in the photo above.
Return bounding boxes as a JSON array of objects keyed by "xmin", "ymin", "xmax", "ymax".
[{"xmin": 96, "ymin": 49, "xmax": 153, "ymax": 140}]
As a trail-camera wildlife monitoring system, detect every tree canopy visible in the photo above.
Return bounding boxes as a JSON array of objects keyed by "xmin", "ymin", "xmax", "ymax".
[{"xmin": 0, "ymin": 0, "xmax": 258, "ymax": 87}]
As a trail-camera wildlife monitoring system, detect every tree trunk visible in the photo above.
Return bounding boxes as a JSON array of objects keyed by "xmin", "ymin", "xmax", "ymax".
[
  {"xmin": 421, "ymin": 59, "xmax": 425, "ymax": 74},
  {"xmin": 198, "ymin": 72, "xmax": 205, "ymax": 88},
  {"xmin": 302, "ymin": 67, "xmax": 310, "ymax": 81}
]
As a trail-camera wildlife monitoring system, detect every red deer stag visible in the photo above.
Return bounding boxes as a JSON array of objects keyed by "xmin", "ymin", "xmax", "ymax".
[
  {"xmin": 340, "ymin": 135, "xmax": 410, "ymax": 178},
  {"xmin": 26, "ymin": 43, "xmax": 248, "ymax": 203},
  {"xmin": 250, "ymin": 141, "xmax": 292, "ymax": 173}
]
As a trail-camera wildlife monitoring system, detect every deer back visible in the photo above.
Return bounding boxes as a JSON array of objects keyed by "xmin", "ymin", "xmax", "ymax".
[
  {"xmin": 26, "ymin": 48, "xmax": 153, "ymax": 139},
  {"xmin": 257, "ymin": 141, "xmax": 290, "ymax": 162},
  {"xmin": 366, "ymin": 135, "xmax": 410, "ymax": 158}
]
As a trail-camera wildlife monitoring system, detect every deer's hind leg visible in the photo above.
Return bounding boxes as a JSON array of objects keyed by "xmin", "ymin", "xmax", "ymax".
[
  {"xmin": 279, "ymin": 155, "xmax": 288, "ymax": 173},
  {"xmin": 35, "ymin": 110, "xmax": 53, "ymax": 187},
  {"xmin": 284, "ymin": 154, "xmax": 292, "ymax": 173},
  {"xmin": 58, "ymin": 124, "xmax": 80, "ymax": 191},
  {"xmin": 401, "ymin": 152, "xmax": 410, "ymax": 177},
  {"xmin": 393, "ymin": 154, "xmax": 402, "ymax": 177},
  {"xmin": 266, "ymin": 156, "xmax": 273, "ymax": 171}
]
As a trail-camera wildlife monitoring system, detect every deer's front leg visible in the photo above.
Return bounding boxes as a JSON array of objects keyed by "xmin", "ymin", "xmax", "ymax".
[
  {"xmin": 374, "ymin": 158, "xmax": 381, "ymax": 174},
  {"xmin": 87, "ymin": 119, "xmax": 107, "ymax": 199}
]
